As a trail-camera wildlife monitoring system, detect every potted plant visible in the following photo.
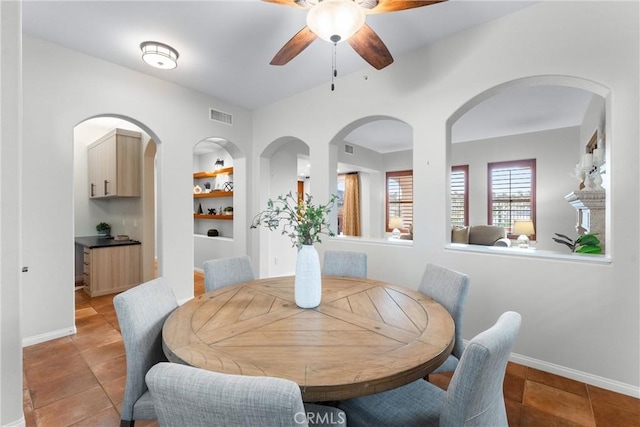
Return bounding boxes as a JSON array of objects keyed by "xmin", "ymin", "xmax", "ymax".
[
  {"xmin": 96, "ymin": 222, "xmax": 111, "ymax": 237},
  {"xmin": 251, "ymin": 192, "xmax": 338, "ymax": 308},
  {"xmin": 552, "ymin": 232, "xmax": 602, "ymax": 254},
  {"xmin": 223, "ymin": 206, "xmax": 234, "ymax": 215}
]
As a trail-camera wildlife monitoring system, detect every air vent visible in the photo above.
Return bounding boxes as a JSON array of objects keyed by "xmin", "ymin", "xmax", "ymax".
[
  {"xmin": 209, "ymin": 108, "xmax": 233, "ymax": 126},
  {"xmin": 345, "ymin": 144, "xmax": 354, "ymax": 155}
]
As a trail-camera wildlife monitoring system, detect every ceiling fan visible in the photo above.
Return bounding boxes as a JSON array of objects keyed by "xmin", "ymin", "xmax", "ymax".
[{"xmin": 264, "ymin": 0, "xmax": 446, "ymax": 70}]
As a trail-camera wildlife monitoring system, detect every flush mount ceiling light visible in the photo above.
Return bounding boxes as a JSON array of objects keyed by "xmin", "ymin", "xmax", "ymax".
[
  {"xmin": 306, "ymin": 0, "xmax": 366, "ymax": 43},
  {"xmin": 140, "ymin": 41, "xmax": 179, "ymax": 70}
]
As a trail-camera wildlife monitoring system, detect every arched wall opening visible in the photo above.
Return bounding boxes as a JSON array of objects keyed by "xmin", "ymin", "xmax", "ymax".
[
  {"xmin": 256, "ymin": 137, "xmax": 311, "ymax": 277},
  {"xmin": 328, "ymin": 115, "xmax": 413, "ymax": 241},
  {"xmin": 445, "ymin": 75, "xmax": 611, "ymax": 257},
  {"xmin": 192, "ymin": 137, "xmax": 247, "ymax": 273},
  {"xmin": 73, "ymin": 114, "xmax": 160, "ymax": 298}
]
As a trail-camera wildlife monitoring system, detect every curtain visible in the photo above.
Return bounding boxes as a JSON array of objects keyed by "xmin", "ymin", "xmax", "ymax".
[{"xmin": 343, "ymin": 173, "xmax": 361, "ymax": 236}]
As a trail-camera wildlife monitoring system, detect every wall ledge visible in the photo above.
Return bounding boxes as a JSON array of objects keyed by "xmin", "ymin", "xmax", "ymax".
[{"xmin": 445, "ymin": 243, "xmax": 611, "ymax": 264}]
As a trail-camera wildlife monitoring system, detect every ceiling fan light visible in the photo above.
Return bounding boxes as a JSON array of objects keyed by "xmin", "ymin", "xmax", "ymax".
[
  {"xmin": 306, "ymin": 0, "xmax": 366, "ymax": 43},
  {"xmin": 140, "ymin": 41, "xmax": 179, "ymax": 70}
]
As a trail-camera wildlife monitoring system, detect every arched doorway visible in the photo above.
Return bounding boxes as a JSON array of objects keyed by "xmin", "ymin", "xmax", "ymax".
[{"xmin": 73, "ymin": 115, "xmax": 159, "ymax": 295}]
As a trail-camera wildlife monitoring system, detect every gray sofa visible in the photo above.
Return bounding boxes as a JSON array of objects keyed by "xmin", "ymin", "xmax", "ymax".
[{"xmin": 452, "ymin": 225, "xmax": 511, "ymax": 247}]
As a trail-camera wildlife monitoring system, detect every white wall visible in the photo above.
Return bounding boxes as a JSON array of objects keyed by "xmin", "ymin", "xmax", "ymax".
[
  {"xmin": 251, "ymin": 2, "xmax": 639, "ymax": 395},
  {"xmin": 21, "ymin": 35, "xmax": 253, "ymax": 345},
  {"xmin": 266, "ymin": 140, "xmax": 308, "ymax": 276},
  {"xmin": 1, "ymin": 1, "xmax": 25, "ymax": 424},
  {"xmin": 452, "ymin": 126, "xmax": 580, "ymax": 251}
]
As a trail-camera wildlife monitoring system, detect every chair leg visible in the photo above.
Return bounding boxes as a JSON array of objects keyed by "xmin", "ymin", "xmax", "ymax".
[{"xmin": 120, "ymin": 420, "xmax": 135, "ymax": 427}]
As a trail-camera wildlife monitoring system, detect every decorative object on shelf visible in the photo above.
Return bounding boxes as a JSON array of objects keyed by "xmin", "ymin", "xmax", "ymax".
[
  {"xmin": 223, "ymin": 181, "xmax": 234, "ymax": 192},
  {"xmin": 204, "ymin": 182, "xmax": 212, "ymax": 193},
  {"xmin": 193, "ymin": 185, "xmax": 202, "ymax": 194},
  {"xmin": 251, "ymin": 192, "xmax": 338, "ymax": 309},
  {"xmin": 207, "ymin": 229, "xmax": 219, "ymax": 237},
  {"xmin": 197, "ymin": 203, "xmax": 203, "ymax": 215},
  {"xmin": 389, "ymin": 216, "xmax": 403, "ymax": 239},
  {"xmin": 214, "ymin": 158, "xmax": 224, "ymax": 171},
  {"xmin": 96, "ymin": 222, "xmax": 111, "ymax": 237},
  {"xmin": 223, "ymin": 206, "xmax": 233, "ymax": 215},
  {"xmin": 574, "ymin": 131, "xmax": 606, "ymax": 191},
  {"xmin": 552, "ymin": 232, "xmax": 602, "ymax": 254},
  {"xmin": 208, "ymin": 208, "xmax": 216, "ymax": 215},
  {"xmin": 513, "ymin": 219, "xmax": 535, "ymax": 248}
]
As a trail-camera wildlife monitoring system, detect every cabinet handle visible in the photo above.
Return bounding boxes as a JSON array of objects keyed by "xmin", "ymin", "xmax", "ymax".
[
  {"xmin": 90, "ymin": 183, "xmax": 95, "ymax": 197},
  {"xmin": 104, "ymin": 180, "xmax": 110, "ymax": 195}
]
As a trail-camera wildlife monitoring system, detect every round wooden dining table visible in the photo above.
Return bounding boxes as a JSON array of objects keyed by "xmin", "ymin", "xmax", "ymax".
[{"xmin": 162, "ymin": 276, "xmax": 454, "ymax": 402}]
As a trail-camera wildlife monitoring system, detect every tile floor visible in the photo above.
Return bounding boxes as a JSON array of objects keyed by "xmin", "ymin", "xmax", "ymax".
[{"xmin": 23, "ymin": 272, "xmax": 639, "ymax": 426}]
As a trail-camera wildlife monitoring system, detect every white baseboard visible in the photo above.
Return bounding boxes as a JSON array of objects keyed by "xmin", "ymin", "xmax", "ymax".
[
  {"xmin": 22, "ymin": 326, "xmax": 76, "ymax": 347},
  {"xmin": 4, "ymin": 415, "xmax": 25, "ymax": 427},
  {"xmin": 510, "ymin": 352, "xmax": 640, "ymax": 398}
]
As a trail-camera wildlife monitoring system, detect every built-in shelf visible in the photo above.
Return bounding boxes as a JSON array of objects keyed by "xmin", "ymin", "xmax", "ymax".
[
  {"xmin": 194, "ymin": 214, "xmax": 233, "ymax": 220},
  {"xmin": 194, "ymin": 191, "xmax": 233, "ymax": 199},
  {"xmin": 193, "ymin": 167, "xmax": 234, "ymax": 179}
]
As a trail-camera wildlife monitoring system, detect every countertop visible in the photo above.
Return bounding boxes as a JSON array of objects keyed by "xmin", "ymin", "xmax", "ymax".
[{"xmin": 75, "ymin": 236, "xmax": 141, "ymax": 249}]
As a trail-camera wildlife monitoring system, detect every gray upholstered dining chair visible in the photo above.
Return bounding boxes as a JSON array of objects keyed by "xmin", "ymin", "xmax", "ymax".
[
  {"xmin": 146, "ymin": 362, "xmax": 347, "ymax": 427},
  {"xmin": 419, "ymin": 263, "xmax": 469, "ymax": 375},
  {"xmin": 203, "ymin": 255, "xmax": 255, "ymax": 292},
  {"xmin": 339, "ymin": 311, "xmax": 522, "ymax": 426},
  {"xmin": 113, "ymin": 278, "xmax": 178, "ymax": 427},
  {"xmin": 321, "ymin": 250, "xmax": 367, "ymax": 278}
]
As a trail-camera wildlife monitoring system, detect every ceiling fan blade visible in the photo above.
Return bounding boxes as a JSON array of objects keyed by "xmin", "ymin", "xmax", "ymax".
[
  {"xmin": 348, "ymin": 24, "xmax": 394, "ymax": 70},
  {"xmin": 270, "ymin": 26, "xmax": 318, "ymax": 66},
  {"xmin": 262, "ymin": 0, "xmax": 305, "ymax": 8},
  {"xmin": 368, "ymin": 0, "xmax": 446, "ymax": 14}
]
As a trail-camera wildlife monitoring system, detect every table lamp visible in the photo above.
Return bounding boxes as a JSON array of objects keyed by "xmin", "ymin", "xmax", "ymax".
[
  {"xmin": 389, "ymin": 217, "xmax": 404, "ymax": 239},
  {"xmin": 513, "ymin": 219, "xmax": 535, "ymax": 248}
]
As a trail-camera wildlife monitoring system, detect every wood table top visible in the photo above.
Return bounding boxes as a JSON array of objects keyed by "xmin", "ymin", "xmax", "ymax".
[{"xmin": 162, "ymin": 276, "xmax": 454, "ymax": 402}]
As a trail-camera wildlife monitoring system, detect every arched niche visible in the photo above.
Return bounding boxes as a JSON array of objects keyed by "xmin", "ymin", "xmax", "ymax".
[
  {"xmin": 256, "ymin": 137, "xmax": 311, "ymax": 277},
  {"xmin": 73, "ymin": 115, "xmax": 159, "ymax": 287},
  {"xmin": 328, "ymin": 116, "xmax": 413, "ymax": 240},
  {"xmin": 446, "ymin": 76, "xmax": 610, "ymax": 256},
  {"xmin": 192, "ymin": 137, "xmax": 245, "ymax": 271}
]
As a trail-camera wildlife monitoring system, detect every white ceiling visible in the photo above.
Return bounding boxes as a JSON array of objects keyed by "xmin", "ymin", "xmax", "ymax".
[
  {"xmin": 22, "ymin": 0, "xmax": 535, "ymax": 110},
  {"xmin": 23, "ymin": 0, "xmax": 593, "ymax": 152}
]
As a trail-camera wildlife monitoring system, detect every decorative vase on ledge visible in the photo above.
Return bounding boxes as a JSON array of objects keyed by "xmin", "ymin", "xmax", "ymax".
[{"xmin": 295, "ymin": 245, "xmax": 322, "ymax": 308}]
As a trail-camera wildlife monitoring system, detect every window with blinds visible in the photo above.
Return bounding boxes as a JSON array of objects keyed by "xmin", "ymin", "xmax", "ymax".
[
  {"xmin": 386, "ymin": 170, "xmax": 413, "ymax": 232},
  {"xmin": 451, "ymin": 165, "xmax": 468, "ymax": 227},
  {"xmin": 488, "ymin": 159, "xmax": 536, "ymax": 236}
]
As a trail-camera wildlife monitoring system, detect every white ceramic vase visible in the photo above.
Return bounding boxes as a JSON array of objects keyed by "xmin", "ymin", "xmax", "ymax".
[{"xmin": 295, "ymin": 245, "xmax": 322, "ymax": 308}]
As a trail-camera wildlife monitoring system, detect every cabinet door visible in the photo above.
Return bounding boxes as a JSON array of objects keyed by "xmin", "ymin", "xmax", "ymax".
[
  {"xmin": 87, "ymin": 245, "xmax": 141, "ymax": 297},
  {"xmin": 88, "ymin": 144, "xmax": 100, "ymax": 198},
  {"xmin": 101, "ymin": 136, "xmax": 118, "ymax": 197}
]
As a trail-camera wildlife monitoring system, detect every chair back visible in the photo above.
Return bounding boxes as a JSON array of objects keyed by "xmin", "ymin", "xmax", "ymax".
[
  {"xmin": 322, "ymin": 250, "xmax": 367, "ymax": 278},
  {"xmin": 419, "ymin": 263, "xmax": 469, "ymax": 359},
  {"xmin": 203, "ymin": 255, "xmax": 255, "ymax": 292},
  {"xmin": 440, "ymin": 311, "xmax": 522, "ymax": 427},
  {"xmin": 113, "ymin": 278, "xmax": 178, "ymax": 421},
  {"xmin": 146, "ymin": 362, "xmax": 308, "ymax": 427}
]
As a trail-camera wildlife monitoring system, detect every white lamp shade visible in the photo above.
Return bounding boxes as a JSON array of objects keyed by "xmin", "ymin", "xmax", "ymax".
[
  {"xmin": 513, "ymin": 219, "xmax": 535, "ymax": 236},
  {"xmin": 306, "ymin": 0, "xmax": 366, "ymax": 43},
  {"xmin": 140, "ymin": 41, "xmax": 179, "ymax": 70},
  {"xmin": 389, "ymin": 217, "xmax": 404, "ymax": 230}
]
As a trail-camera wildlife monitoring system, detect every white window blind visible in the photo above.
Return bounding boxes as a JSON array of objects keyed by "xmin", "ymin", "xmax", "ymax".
[
  {"xmin": 386, "ymin": 170, "xmax": 413, "ymax": 232},
  {"xmin": 451, "ymin": 165, "xmax": 468, "ymax": 227},
  {"xmin": 488, "ymin": 159, "xmax": 536, "ymax": 234}
]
